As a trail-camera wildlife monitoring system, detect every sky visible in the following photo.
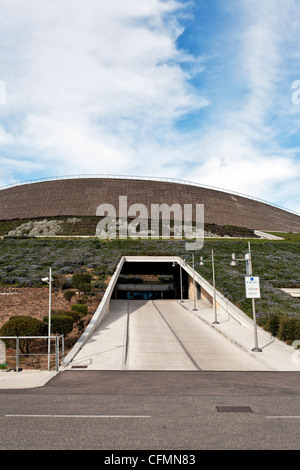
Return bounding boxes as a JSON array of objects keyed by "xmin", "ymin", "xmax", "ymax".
[{"xmin": 0, "ymin": 0, "xmax": 300, "ymax": 213}]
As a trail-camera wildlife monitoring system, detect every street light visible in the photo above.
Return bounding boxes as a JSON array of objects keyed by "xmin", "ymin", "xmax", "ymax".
[
  {"xmin": 192, "ymin": 254, "xmax": 198, "ymax": 311},
  {"xmin": 199, "ymin": 249, "xmax": 219, "ymax": 324},
  {"xmin": 42, "ymin": 267, "xmax": 53, "ymax": 370},
  {"xmin": 230, "ymin": 242, "xmax": 262, "ymax": 352}
]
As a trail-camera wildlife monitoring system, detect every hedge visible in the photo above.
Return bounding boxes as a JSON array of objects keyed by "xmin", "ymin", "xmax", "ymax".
[
  {"xmin": 259, "ymin": 313, "xmax": 280, "ymax": 337},
  {"xmin": 259, "ymin": 313, "xmax": 300, "ymax": 344},
  {"xmin": 71, "ymin": 304, "xmax": 88, "ymax": 317}
]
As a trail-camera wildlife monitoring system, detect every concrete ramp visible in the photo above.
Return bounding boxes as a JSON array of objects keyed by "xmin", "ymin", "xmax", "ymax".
[
  {"xmin": 65, "ymin": 299, "xmax": 270, "ymax": 371},
  {"xmin": 126, "ymin": 300, "xmax": 199, "ymax": 370}
]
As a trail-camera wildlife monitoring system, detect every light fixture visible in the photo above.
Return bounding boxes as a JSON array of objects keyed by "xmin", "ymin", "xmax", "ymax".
[{"xmin": 230, "ymin": 253, "xmax": 237, "ymax": 267}]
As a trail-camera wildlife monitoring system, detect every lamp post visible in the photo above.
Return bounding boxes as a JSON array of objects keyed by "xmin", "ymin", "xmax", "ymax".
[
  {"xmin": 230, "ymin": 242, "xmax": 262, "ymax": 352},
  {"xmin": 200, "ymin": 249, "xmax": 219, "ymax": 324},
  {"xmin": 192, "ymin": 253, "xmax": 197, "ymax": 311},
  {"xmin": 42, "ymin": 267, "xmax": 53, "ymax": 370}
]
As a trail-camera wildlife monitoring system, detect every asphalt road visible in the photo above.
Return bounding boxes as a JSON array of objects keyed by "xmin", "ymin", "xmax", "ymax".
[{"xmin": 0, "ymin": 370, "xmax": 300, "ymax": 453}]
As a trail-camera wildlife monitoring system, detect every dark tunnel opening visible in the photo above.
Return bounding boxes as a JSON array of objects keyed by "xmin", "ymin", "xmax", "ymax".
[{"xmin": 113, "ymin": 261, "xmax": 190, "ymax": 301}]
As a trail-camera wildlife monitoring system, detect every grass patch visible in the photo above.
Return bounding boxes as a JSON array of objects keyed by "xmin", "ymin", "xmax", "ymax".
[{"xmin": 267, "ymin": 232, "xmax": 300, "ymax": 242}]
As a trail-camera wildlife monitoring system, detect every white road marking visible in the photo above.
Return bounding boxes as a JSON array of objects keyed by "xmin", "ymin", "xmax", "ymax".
[
  {"xmin": 265, "ymin": 416, "xmax": 300, "ymax": 419},
  {"xmin": 5, "ymin": 414, "xmax": 151, "ymax": 418}
]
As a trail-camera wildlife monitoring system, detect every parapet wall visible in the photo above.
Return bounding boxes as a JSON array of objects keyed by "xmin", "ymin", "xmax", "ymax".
[{"xmin": 0, "ymin": 177, "xmax": 299, "ymax": 232}]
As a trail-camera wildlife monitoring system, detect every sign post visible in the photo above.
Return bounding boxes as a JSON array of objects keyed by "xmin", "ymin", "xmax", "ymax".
[
  {"xmin": 245, "ymin": 276, "xmax": 261, "ymax": 299},
  {"xmin": 231, "ymin": 242, "xmax": 263, "ymax": 352},
  {"xmin": 245, "ymin": 273, "xmax": 262, "ymax": 352}
]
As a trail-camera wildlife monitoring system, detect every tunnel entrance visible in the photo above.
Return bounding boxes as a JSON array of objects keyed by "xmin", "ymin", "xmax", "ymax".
[{"xmin": 113, "ymin": 260, "xmax": 190, "ymax": 301}]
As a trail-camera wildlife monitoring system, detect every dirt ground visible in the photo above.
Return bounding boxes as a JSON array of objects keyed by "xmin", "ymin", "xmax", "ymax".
[{"xmin": 0, "ymin": 286, "xmax": 100, "ymax": 327}]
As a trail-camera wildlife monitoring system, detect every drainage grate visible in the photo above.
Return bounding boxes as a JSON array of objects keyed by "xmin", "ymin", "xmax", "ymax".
[
  {"xmin": 71, "ymin": 365, "xmax": 88, "ymax": 369},
  {"xmin": 216, "ymin": 406, "xmax": 253, "ymax": 413}
]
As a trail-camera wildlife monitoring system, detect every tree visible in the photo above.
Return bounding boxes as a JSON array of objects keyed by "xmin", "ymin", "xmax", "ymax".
[
  {"xmin": 53, "ymin": 274, "xmax": 68, "ymax": 291},
  {"xmin": 63, "ymin": 290, "xmax": 76, "ymax": 303}
]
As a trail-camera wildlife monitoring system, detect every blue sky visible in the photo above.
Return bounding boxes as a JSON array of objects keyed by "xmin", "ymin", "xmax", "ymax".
[{"xmin": 0, "ymin": 0, "xmax": 300, "ymax": 213}]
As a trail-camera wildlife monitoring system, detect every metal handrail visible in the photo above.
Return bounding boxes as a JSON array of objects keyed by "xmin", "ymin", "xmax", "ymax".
[
  {"xmin": 0, "ymin": 173, "xmax": 299, "ymax": 217},
  {"xmin": 0, "ymin": 335, "xmax": 64, "ymax": 372}
]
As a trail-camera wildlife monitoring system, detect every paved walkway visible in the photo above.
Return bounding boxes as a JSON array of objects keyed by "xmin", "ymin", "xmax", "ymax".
[
  {"xmin": 64, "ymin": 299, "xmax": 129, "ymax": 370},
  {"xmin": 1, "ymin": 298, "xmax": 299, "ymax": 389},
  {"xmin": 182, "ymin": 298, "xmax": 300, "ymax": 373}
]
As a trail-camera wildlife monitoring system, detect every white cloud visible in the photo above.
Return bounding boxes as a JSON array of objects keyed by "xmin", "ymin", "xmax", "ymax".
[
  {"xmin": 0, "ymin": 0, "xmax": 201, "ymax": 119},
  {"xmin": 0, "ymin": 0, "xmax": 208, "ymax": 178},
  {"xmin": 0, "ymin": 125, "xmax": 13, "ymax": 145},
  {"xmin": 182, "ymin": 0, "xmax": 300, "ymax": 212}
]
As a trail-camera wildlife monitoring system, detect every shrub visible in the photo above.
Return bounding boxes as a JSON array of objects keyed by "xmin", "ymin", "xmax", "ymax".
[
  {"xmin": 71, "ymin": 303, "xmax": 88, "ymax": 317},
  {"xmin": 45, "ymin": 308, "xmax": 81, "ymax": 323},
  {"xmin": 76, "ymin": 295, "xmax": 90, "ymax": 304},
  {"xmin": 0, "ymin": 316, "xmax": 46, "ymax": 353},
  {"xmin": 93, "ymin": 279, "xmax": 107, "ymax": 290},
  {"xmin": 66, "ymin": 310, "xmax": 82, "ymax": 323},
  {"xmin": 43, "ymin": 315, "xmax": 74, "ymax": 337},
  {"xmin": 278, "ymin": 317, "xmax": 300, "ymax": 344},
  {"xmin": 72, "ymin": 273, "xmax": 92, "ymax": 294},
  {"xmin": 50, "ymin": 309, "xmax": 81, "ymax": 323}
]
